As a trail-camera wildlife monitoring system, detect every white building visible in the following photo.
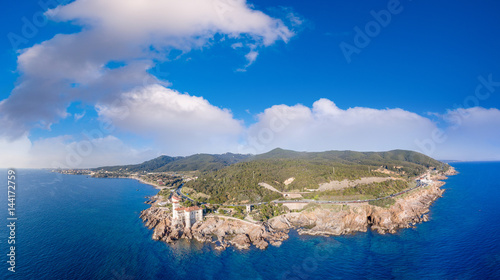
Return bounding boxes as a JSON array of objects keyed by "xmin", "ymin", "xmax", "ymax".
[{"xmin": 172, "ymin": 205, "xmax": 203, "ymax": 228}]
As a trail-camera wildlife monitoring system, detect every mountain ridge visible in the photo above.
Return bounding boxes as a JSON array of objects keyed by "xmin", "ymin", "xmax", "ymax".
[{"xmin": 93, "ymin": 148, "xmax": 447, "ymax": 175}]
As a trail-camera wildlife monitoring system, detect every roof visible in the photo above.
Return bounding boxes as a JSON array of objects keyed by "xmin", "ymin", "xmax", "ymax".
[{"xmin": 174, "ymin": 206, "xmax": 202, "ymax": 212}]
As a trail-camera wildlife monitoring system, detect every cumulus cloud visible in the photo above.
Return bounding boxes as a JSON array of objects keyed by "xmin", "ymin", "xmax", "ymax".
[
  {"xmin": 430, "ymin": 107, "xmax": 500, "ymax": 161},
  {"xmin": 96, "ymin": 84, "xmax": 244, "ymax": 155},
  {"xmin": 0, "ymin": 1, "xmax": 498, "ymax": 167},
  {"xmin": 0, "ymin": 134, "xmax": 156, "ymax": 169},
  {"xmin": 0, "ymin": 134, "xmax": 32, "ymax": 168},
  {"xmin": 47, "ymin": 0, "xmax": 293, "ymax": 46},
  {"xmin": 241, "ymin": 98, "xmax": 439, "ymax": 154},
  {"xmin": 0, "ymin": 0, "xmax": 295, "ymax": 139},
  {"xmin": 1, "ymin": 97, "xmax": 499, "ymax": 168},
  {"xmin": 239, "ymin": 101, "xmax": 500, "ymax": 161},
  {"xmin": 0, "ymin": 83, "xmax": 244, "ymax": 168}
]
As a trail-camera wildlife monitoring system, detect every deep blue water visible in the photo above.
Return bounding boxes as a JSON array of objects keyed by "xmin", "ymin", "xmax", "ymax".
[{"xmin": 0, "ymin": 162, "xmax": 499, "ymax": 279}]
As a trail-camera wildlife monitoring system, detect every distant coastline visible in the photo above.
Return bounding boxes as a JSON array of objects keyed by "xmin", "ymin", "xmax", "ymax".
[
  {"xmin": 55, "ymin": 149, "xmax": 457, "ymax": 250},
  {"xmin": 130, "ymin": 176, "xmax": 165, "ymax": 189}
]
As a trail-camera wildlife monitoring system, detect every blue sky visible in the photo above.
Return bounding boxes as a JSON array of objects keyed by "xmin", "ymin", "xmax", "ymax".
[{"xmin": 1, "ymin": 0, "xmax": 500, "ymax": 168}]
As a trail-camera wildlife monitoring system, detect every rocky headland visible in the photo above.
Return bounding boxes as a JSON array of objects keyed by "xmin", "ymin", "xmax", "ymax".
[
  {"xmin": 140, "ymin": 167, "xmax": 457, "ymax": 250},
  {"xmin": 270, "ymin": 179, "xmax": 447, "ymax": 235},
  {"xmin": 140, "ymin": 207, "xmax": 289, "ymax": 250}
]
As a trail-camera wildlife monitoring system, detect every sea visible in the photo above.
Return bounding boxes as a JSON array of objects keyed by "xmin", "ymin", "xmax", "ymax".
[{"xmin": 0, "ymin": 162, "xmax": 499, "ymax": 280}]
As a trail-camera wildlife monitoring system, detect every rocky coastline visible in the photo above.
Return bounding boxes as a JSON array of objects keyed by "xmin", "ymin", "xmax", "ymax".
[
  {"xmin": 270, "ymin": 179, "xmax": 447, "ymax": 236},
  {"xmin": 140, "ymin": 168, "xmax": 457, "ymax": 250},
  {"xmin": 140, "ymin": 207, "xmax": 289, "ymax": 250}
]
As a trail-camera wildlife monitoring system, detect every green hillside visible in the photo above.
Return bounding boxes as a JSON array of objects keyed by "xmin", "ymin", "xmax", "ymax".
[
  {"xmin": 183, "ymin": 149, "xmax": 449, "ymax": 204},
  {"xmin": 95, "ymin": 155, "xmax": 179, "ymax": 173},
  {"xmin": 249, "ymin": 148, "xmax": 445, "ymax": 170},
  {"xmin": 92, "ymin": 148, "xmax": 448, "ymax": 204},
  {"xmin": 93, "ymin": 153, "xmax": 250, "ymax": 173}
]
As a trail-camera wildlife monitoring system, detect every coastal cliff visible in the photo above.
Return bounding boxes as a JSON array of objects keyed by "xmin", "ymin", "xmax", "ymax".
[
  {"xmin": 140, "ymin": 208, "xmax": 288, "ymax": 250},
  {"xmin": 269, "ymin": 179, "xmax": 447, "ymax": 235},
  {"xmin": 140, "ymin": 167, "xmax": 457, "ymax": 250}
]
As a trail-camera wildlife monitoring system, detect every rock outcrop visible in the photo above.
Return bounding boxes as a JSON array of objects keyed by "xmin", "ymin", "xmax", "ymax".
[
  {"xmin": 141, "ymin": 169, "xmax": 455, "ymax": 250},
  {"xmin": 140, "ymin": 207, "xmax": 289, "ymax": 250},
  {"xmin": 269, "ymin": 180, "xmax": 446, "ymax": 235}
]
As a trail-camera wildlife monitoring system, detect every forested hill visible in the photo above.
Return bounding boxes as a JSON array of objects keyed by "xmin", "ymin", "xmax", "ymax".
[
  {"xmin": 93, "ymin": 153, "xmax": 251, "ymax": 173},
  {"xmin": 248, "ymin": 148, "xmax": 445, "ymax": 168},
  {"xmin": 181, "ymin": 148, "xmax": 449, "ymax": 203},
  {"xmin": 94, "ymin": 148, "xmax": 446, "ymax": 174},
  {"xmin": 93, "ymin": 148, "xmax": 448, "ymax": 204}
]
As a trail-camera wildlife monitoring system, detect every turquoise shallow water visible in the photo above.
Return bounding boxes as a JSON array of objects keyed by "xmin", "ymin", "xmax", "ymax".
[{"xmin": 0, "ymin": 162, "xmax": 499, "ymax": 279}]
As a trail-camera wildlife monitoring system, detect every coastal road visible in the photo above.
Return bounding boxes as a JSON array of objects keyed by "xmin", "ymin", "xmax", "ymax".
[
  {"xmin": 172, "ymin": 184, "xmax": 195, "ymax": 202},
  {"xmin": 174, "ymin": 178, "xmax": 430, "ymax": 207},
  {"xmin": 273, "ymin": 180, "xmax": 429, "ymax": 205},
  {"xmin": 233, "ymin": 180, "xmax": 429, "ymax": 207}
]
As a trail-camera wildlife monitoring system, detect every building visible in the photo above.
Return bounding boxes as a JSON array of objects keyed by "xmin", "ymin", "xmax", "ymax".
[
  {"xmin": 246, "ymin": 205, "xmax": 253, "ymax": 213},
  {"xmin": 171, "ymin": 195, "xmax": 181, "ymax": 203},
  {"xmin": 172, "ymin": 205, "xmax": 203, "ymax": 228},
  {"xmin": 416, "ymin": 173, "xmax": 433, "ymax": 186}
]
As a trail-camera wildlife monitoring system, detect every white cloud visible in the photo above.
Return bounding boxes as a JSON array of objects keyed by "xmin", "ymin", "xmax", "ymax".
[
  {"xmin": 240, "ymin": 101, "xmax": 500, "ymax": 161},
  {"xmin": 432, "ymin": 107, "xmax": 500, "ymax": 161},
  {"xmin": 3, "ymin": 1, "xmax": 498, "ymax": 166},
  {"xmin": 74, "ymin": 111, "xmax": 86, "ymax": 122},
  {"xmin": 231, "ymin": 42, "xmax": 243, "ymax": 49},
  {"xmin": 0, "ymin": 0, "xmax": 295, "ymax": 139},
  {"xmin": 236, "ymin": 49, "xmax": 260, "ymax": 72},
  {"xmin": 0, "ymin": 134, "xmax": 32, "ymax": 168},
  {"xmin": 245, "ymin": 50, "xmax": 259, "ymax": 65},
  {"xmin": 0, "ymin": 135, "xmax": 156, "ymax": 169},
  {"xmin": 96, "ymin": 84, "xmax": 244, "ymax": 155},
  {"xmin": 287, "ymin": 12, "xmax": 304, "ymax": 27},
  {"xmin": 242, "ymin": 98, "xmax": 438, "ymax": 154},
  {"xmin": 47, "ymin": 0, "xmax": 294, "ymax": 45},
  {"xmin": 2, "ymin": 97, "xmax": 499, "ymax": 168}
]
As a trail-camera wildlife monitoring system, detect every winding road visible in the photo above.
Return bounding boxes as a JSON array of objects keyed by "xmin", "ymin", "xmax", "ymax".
[
  {"xmin": 274, "ymin": 180, "xmax": 429, "ymax": 205},
  {"xmin": 172, "ymin": 179, "xmax": 431, "ymax": 207}
]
